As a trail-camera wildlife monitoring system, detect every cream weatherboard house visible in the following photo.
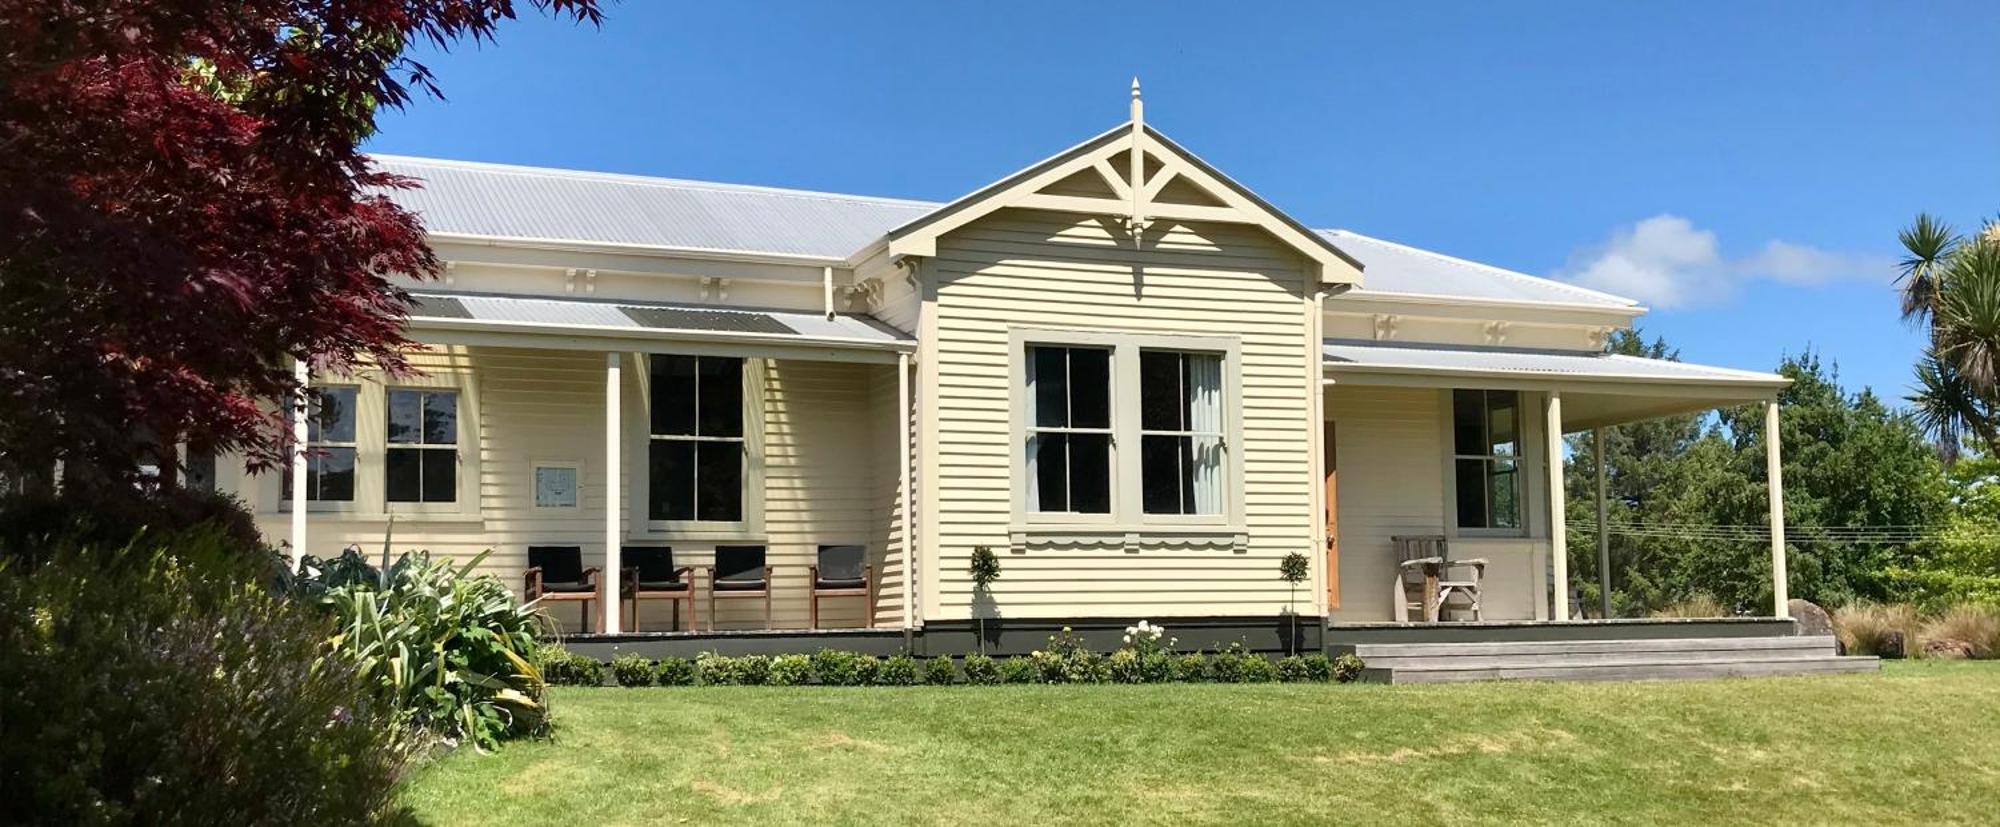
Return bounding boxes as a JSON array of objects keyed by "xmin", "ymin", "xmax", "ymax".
[{"xmin": 217, "ymin": 90, "xmax": 1857, "ymax": 677}]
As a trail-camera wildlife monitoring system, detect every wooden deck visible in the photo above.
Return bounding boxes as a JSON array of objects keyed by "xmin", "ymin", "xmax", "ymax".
[{"xmin": 1337, "ymin": 634, "xmax": 1878, "ymax": 683}]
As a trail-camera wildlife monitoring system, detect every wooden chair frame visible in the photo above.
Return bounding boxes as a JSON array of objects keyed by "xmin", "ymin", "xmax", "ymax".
[
  {"xmin": 808, "ymin": 561, "xmax": 874, "ymax": 630},
  {"xmin": 623, "ymin": 548, "xmax": 697, "ymax": 633},
  {"xmin": 706, "ymin": 553, "xmax": 774, "ymax": 632},
  {"xmin": 1390, "ymin": 535, "xmax": 1486, "ymax": 623},
  {"xmin": 525, "ymin": 554, "xmax": 602, "ymax": 634}
]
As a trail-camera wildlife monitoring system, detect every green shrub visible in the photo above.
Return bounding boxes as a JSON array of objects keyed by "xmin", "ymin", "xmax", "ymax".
[
  {"xmin": 811, "ymin": 649, "xmax": 880, "ymax": 686},
  {"xmin": 1032, "ymin": 626, "xmax": 1108, "ymax": 683},
  {"xmin": 291, "ymin": 547, "xmax": 549, "ymax": 749},
  {"xmin": 0, "ymin": 487, "xmax": 264, "ymax": 566},
  {"xmin": 610, "ymin": 654, "xmax": 655, "ymax": 687},
  {"xmin": 962, "ymin": 653, "xmax": 1001, "ymax": 685},
  {"xmin": 1332, "ymin": 653, "xmax": 1367, "ymax": 683},
  {"xmin": 736, "ymin": 655, "xmax": 773, "ymax": 686},
  {"xmin": 1207, "ymin": 644, "xmax": 1253, "ymax": 683},
  {"xmin": 998, "ymin": 655, "xmax": 1039, "ymax": 684},
  {"xmin": 697, "ymin": 652, "xmax": 742, "ymax": 685},
  {"xmin": 1278, "ymin": 654, "xmax": 1335, "ymax": 682},
  {"xmin": 924, "ymin": 656, "xmax": 958, "ymax": 685},
  {"xmin": 0, "ymin": 540, "xmax": 405, "ymax": 822},
  {"xmin": 539, "ymin": 645, "xmax": 605, "ymax": 686},
  {"xmin": 1107, "ymin": 648, "xmax": 1146, "ymax": 683},
  {"xmin": 878, "ymin": 654, "xmax": 921, "ymax": 686},
  {"xmin": 1237, "ymin": 653, "xmax": 1279, "ymax": 683},
  {"xmin": 654, "ymin": 656, "xmax": 698, "ymax": 686},
  {"xmin": 1171, "ymin": 652, "xmax": 1210, "ymax": 682},
  {"xmin": 768, "ymin": 654, "xmax": 813, "ymax": 686}
]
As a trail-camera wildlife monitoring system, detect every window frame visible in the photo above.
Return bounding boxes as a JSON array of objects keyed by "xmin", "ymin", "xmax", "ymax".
[
  {"xmin": 282, "ymin": 385, "xmax": 360, "ymax": 510},
  {"xmin": 384, "ymin": 387, "xmax": 461, "ymax": 508},
  {"xmin": 1445, "ymin": 388, "xmax": 1532, "ymax": 538},
  {"xmin": 1137, "ymin": 348, "xmax": 1229, "ymax": 517},
  {"xmin": 631, "ymin": 352, "xmax": 766, "ymax": 540},
  {"xmin": 1025, "ymin": 344, "xmax": 1116, "ymax": 518},
  {"xmin": 1008, "ymin": 328, "xmax": 1243, "ymax": 535},
  {"xmin": 269, "ymin": 366, "xmax": 480, "ymax": 520}
]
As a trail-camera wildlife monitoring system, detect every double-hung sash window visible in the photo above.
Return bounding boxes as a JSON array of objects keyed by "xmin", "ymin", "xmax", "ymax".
[
  {"xmin": 1452, "ymin": 389, "xmax": 1522, "ymax": 531},
  {"xmin": 1026, "ymin": 346, "xmax": 1112, "ymax": 514},
  {"xmin": 1140, "ymin": 350, "xmax": 1225, "ymax": 515},
  {"xmin": 386, "ymin": 389, "xmax": 458, "ymax": 503},
  {"xmin": 648, "ymin": 355, "xmax": 745, "ymax": 523},
  {"xmin": 285, "ymin": 387, "xmax": 357, "ymax": 502}
]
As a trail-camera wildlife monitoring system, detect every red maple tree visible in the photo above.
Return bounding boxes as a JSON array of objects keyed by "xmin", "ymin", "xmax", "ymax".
[{"xmin": 0, "ymin": 0, "xmax": 601, "ymax": 488}]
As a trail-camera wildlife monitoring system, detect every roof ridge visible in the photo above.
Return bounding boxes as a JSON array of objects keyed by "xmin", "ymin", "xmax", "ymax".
[
  {"xmin": 1323, "ymin": 228, "xmax": 1640, "ymax": 307},
  {"xmin": 369, "ymin": 153, "xmax": 943, "ymax": 210}
]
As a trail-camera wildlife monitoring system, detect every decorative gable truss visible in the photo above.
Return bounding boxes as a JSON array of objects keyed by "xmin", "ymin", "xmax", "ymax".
[{"xmin": 882, "ymin": 84, "xmax": 1364, "ymax": 288}]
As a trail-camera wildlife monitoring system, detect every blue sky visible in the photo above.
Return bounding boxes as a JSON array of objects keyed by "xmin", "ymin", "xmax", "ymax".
[{"xmin": 366, "ymin": 1, "xmax": 2000, "ymax": 401}]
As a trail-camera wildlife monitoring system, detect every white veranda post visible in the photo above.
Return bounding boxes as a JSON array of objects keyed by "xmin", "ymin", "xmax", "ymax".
[
  {"xmin": 602, "ymin": 352, "xmax": 623, "ymax": 634},
  {"xmin": 1546, "ymin": 391, "xmax": 1568, "ymax": 620},
  {"xmin": 1767, "ymin": 400, "xmax": 1789, "ymax": 619},
  {"xmin": 289, "ymin": 358, "xmax": 309, "ymax": 570},
  {"xmin": 898, "ymin": 352, "xmax": 914, "ymax": 636}
]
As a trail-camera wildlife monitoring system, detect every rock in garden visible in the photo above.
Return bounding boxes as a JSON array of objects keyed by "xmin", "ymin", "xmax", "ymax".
[
  {"xmin": 1877, "ymin": 630, "xmax": 1907, "ymax": 659},
  {"xmin": 1789, "ymin": 599, "xmax": 1839, "ymax": 654},
  {"xmin": 1923, "ymin": 638, "xmax": 1975, "ymax": 660}
]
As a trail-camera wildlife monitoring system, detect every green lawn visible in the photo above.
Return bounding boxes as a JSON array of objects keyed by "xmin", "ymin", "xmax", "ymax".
[{"xmin": 403, "ymin": 661, "xmax": 2000, "ymax": 826}]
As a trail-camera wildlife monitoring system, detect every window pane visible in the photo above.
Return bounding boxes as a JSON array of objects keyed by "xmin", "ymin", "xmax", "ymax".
[
  {"xmin": 648, "ymin": 440, "xmax": 695, "ymax": 520},
  {"xmin": 387, "ymin": 390, "xmax": 421, "ymax": 444},
  {"xmin": 1142, "ymin": 433, "xmax": 1187, "ymax": 514},
  {"xmin": 695, "ymin": 441, "xmax": 743, "ymax": 521},
  {"xmin": 424, "ymin": 391, "xmax": 458, "ymax": 445},
  {"xmin": 1068, "ymin": 432, "xmax": 1111, "ymax": 514},
  {"xmin": 649, "ymin": 356, "xmax": 698, "ymax": 436},
  {"xmin": 422, "ymin": 449, "xmax": 457, "ymax": 503},
  {"xmin": 696, "ymin": 358, "xmax": 743, "ymax": 438},
  {"xmin": 1031, "ymin": 432, "xmax": 1068, "ymax": 512},
  {"xmin": 314, "ymin": 388, "xmax": 356, "ymax": 443},
  {"xmin": 1451, "ymin": 389, "xmax": 1483, "ymax": 456},
  {"xmin": 1486, "ymin": 391, "xmax": 1516, "ymax": 456},
  {"xmin": 1140, "ymin": 351, "xmax": 1183, "ymax": 432},
  {"xmin": 1489, "ymin": 459, "xmax": 1519, "ymax": 529},
  {"xmin": 317, "ymin": 447, "xmax": 355, "ymax": 502},
  {"xmin": 1454, "ymin": 458, "xmax": 1488, "ymax": 529},
  {"xmin": 1031, "ymin": 347, "xmax": 1068, "ymax": 428},
  {"xmin": 1068, "ymin": 348, "xmax": 1110, "ymax": 429},
  {"xmin": 386, "ymin": 447, "xmax": 421, "ymax": 502},
  {"xmin": 185, "ymin": 450, "xmax": 216, "ymax": 494}
]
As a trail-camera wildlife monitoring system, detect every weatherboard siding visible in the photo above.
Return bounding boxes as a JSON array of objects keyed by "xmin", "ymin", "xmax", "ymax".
[
  {"xmin": 923, "ymin": 208, "xmax": 1318, "ymax": 620},
  {"xmin": 246, "ymin": 347, "xmax": 900, "ymax": 633}
]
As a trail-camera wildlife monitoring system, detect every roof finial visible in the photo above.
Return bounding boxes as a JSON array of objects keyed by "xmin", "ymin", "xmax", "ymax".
[{"xmin": 1129, "ymin": 76, "xmax": 1144, "ymax": 124}]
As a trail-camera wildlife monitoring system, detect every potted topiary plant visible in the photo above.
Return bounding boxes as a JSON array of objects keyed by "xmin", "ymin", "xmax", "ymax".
[
  {"xmin": 969, "ymin": 545, "xmax": 1002, "ymax": 654},
  {"xmin": 1279, "ymin": 551, "xmax": 1310, "ymax": 655}
]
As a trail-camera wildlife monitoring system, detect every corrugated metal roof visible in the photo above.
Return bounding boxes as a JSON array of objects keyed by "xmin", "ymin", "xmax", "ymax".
[
  {"xmin": 372, "ymin": 155, "xmax": 1641, "ymax": 308},
  {"xmin": 373, "ymin": 155, "xmax": 937, "ymax": 260},
  {"xmin": 1322, "ymin": 340, "xmax": 1785, "ymax": 386},
  {"xmin": 1319, "ymin": 230, "xmax": 1639, "ymax": 308},
  {"xmin": 407, "ymin": 292, "xmax": 911, "ymax": 346}
]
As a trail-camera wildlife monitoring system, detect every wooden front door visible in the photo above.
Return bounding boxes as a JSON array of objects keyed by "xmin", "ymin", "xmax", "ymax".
[{"xmin": 1324, "ymin": 421, "xmax": 1340, "ymax": 609}]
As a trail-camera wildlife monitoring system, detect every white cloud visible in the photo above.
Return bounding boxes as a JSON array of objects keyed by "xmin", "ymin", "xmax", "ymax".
[{"xmin": 1554, "ymin": 215, "xmax": 1893, "ymax": 308}]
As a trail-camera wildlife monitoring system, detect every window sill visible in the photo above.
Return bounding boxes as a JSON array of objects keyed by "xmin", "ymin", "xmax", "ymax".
[
  {"xmin": 1008, "ymin": 524, "xmax": 1248, "ymax": 552},
  {"xmin": 632, "ymin": 524, "xmax": 765, "ymax": 544},
  {"xmin": 271, "ymin": 507, "xmax": 483, "ymax": 526}
]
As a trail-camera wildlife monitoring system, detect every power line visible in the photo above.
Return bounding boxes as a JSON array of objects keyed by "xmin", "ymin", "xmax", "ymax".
[{"xmin": 1590, "ymin": 521, "xmax": 2000, "ymax": 545}]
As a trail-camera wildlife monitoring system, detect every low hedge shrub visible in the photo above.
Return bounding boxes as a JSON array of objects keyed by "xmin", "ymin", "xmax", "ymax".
[
  {"xmin": 811, "ymin": 649, "xmax": 880, "ymax": 686},
  {"xmin": 999, "ymin": 656, "xmax": 1040, "ymax": 684},
  {"xmin": 538, "ymin": 644, "xmax": 606, "ymax": 686},
  {"xmin": 924, "ymin": 655, "xmax": 958, "ymax": 685},
  {"xmin": 962, "ymin": 653, "xmax": 1001, "ymax": 685},
  {"xmin": 768, "ymin": 654, "xmax": 813, "ymax": 686},
  {"xmin": 655, "ymin": 656, "xmax": 698, "ymax": 686},
  {"xmin": 611, "ymin": 654, "xmax": 655, "ymax": 687},
  {"xmin": 878, "ymin": 654, "xmax": 922, "ymax": 686},
  {"xmin": 1333, "ymin": 653, "xmax": 1367, "ymax": 683}
]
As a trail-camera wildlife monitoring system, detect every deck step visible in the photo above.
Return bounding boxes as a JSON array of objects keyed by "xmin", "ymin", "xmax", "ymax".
[
  {"xmin": 1337, "ymin": 635, "xmax": 1838, "ymax": 660},
  {"xmin": 1349, "ymin": 635, "xmax": 1879, "ymax": 684}
]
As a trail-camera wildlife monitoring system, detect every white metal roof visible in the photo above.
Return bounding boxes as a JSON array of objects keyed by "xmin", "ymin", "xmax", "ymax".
[
  {"xmin": 1318, "ymin": 230, "xmax": 1639, "ymax": 309},
  {"xmin": 407, "ymin": 292, "xmax": 912, "ymax": 348},
  {"xmin": 1322, "ymin": 340, "xmax": 1786, "ymax": 388},
  {"xmin": 372, "ymin": 154, "xmax": 1641, "ymax": 309},
  {"xmin": 373, "ymin": 155, "xmax": 937, "ymax": 261}
]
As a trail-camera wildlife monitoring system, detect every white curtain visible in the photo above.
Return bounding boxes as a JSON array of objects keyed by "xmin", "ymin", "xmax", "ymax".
[
  {"xmin": 1024, "ymin": 354, "xmax": 1042, "ymax": 509},
  {"xmin": 1187, "ymin": 354, "xmax": 1224, "ymax": 515}
]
